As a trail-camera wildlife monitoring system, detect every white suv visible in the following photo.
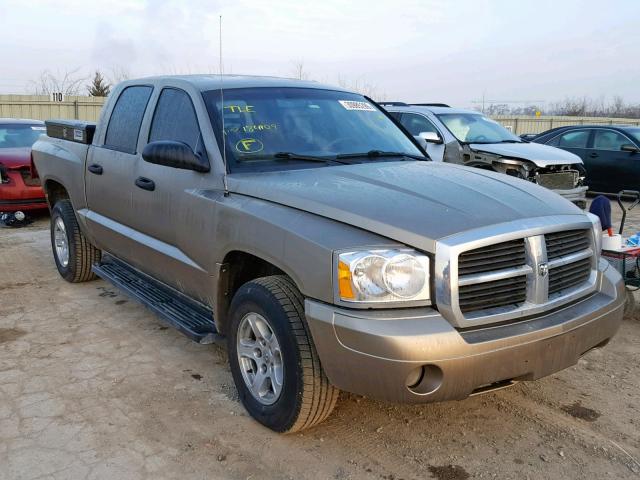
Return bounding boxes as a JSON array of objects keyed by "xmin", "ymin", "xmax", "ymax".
[{"xmin": 382, "ymin": 103, "xmax": 588, "ymax": 208}]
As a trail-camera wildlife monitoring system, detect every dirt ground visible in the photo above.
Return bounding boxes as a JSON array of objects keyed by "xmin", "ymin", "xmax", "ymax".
[{"xmin": 1, "ymin": 211, "xmax": 639, "ymax": 480}]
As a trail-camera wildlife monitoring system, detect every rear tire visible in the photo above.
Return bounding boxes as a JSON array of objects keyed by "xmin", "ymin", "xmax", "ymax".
[
  {"xmin": 50, "ymin": 199, "xmax": 101, "ymax": 282},
  {"xmin": 228, "ymin": 275, "xmax": 339, "ymax": 432}
]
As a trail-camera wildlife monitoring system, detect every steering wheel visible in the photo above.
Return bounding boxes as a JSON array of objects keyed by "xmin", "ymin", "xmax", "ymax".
[{"xmin": 325, "ymin": 137, "xmax": 352, "ymax": 151}]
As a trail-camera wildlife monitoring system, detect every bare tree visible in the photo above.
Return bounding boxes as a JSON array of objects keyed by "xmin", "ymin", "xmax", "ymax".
[
  {"xmin": 290, "ymin": 60, "xmax": 309, "ymax": 80},
  {"xmin": 109, "ymin": 65, "xmax": 131, "ymax": 84},
  {"xmin": 31, "ymin": 69, "xmax": 86, "ymax": 96},
  {"xmin": 337, "ymin": 75, "xmax": 387, "ymax": 101}
]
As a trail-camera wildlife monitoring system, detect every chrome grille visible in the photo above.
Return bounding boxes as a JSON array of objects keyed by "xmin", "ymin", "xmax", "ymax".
[
  {"xmin": 546, "ymin": 229, "xmax": 590, "ymax": 260},
  {"xmin": 458, "ymin": 239, "xmax": 525, "ymax": 275},
  {"xmin": 459, "ymin": 275, "xmax": 527, "ymax": 313},
  {"xmin": 536, "ymin": 171, "xmax": 578, "ymax": 190},
  {"xmin": 549, "ymin": 257, "xmax": 592, "ymax": 295},
  {"xmin": 438, "ymin": 219, "xmax": 599, "ymax": 328}
]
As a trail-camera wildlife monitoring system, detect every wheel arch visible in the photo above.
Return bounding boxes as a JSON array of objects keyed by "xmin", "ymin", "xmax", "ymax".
[
  {"xmin": 43, "ymin": 179, "xmax": 70, "ymax": 210},
  {"xmin": 214, "ymin": 249, "xmax": 303, "ymax": 335}
]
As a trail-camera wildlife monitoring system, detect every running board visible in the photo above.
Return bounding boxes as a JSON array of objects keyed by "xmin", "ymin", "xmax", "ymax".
[{"xmin": 92, "ymin": 257, "xmax": 221, "ymax": 345}]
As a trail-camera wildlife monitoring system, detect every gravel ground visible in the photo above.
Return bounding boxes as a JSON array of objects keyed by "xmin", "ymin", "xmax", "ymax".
[{"xmin": 0, "ymin": 208, "xmax": 639, "ymax": 480}]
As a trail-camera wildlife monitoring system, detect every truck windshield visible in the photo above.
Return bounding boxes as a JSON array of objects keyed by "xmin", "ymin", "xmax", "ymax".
[
  {"xmin": 0, "ymin": 124, "xmax": 46, "ymax": 149},
  {"xmin": 436, "ymin": 113, "xmax": 521, "ymax": 144},
  {"xmin": 203, "ymin": 87, "xmax": 423, "ymax": 171}
]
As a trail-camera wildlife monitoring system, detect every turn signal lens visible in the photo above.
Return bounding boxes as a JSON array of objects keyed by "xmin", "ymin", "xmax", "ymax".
[{"xmin": 338, "ymin": 260, "xmax": 355, "ymax": 300}]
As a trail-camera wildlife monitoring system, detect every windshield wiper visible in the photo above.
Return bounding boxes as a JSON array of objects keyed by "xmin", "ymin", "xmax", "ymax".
[
  {"xmin": 273, "ymin": 152, "xmax": 348, "ymax": 164},
  {"xmin": 469, "ymin": 139, "xmax": 522, "ymax": 144},
  {"xmin": 336, "ymin": 150, "xmax": 427, "ymax": 161},
  {"xmin": 237, "ymin": 152, "xmax": 347, "ymax": 165}
]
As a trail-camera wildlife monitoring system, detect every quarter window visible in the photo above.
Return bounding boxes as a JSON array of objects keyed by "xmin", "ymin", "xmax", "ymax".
[
  {"xmin": 149, "ymin": 88, "xmax": 202, "ymax": 151},
  {"xmin": 400, "ymin": 113, "xmax": 439, "ymax": 136},
  {"xmin": 104, "ymin": 86, "xmax": 153, "ymax": 153},
  {"xmin": 548, "ymin": 130, "xmax": 589, "ymax": 148},
  {"xmin": 593, "ymin": 130, "xmax": 631, "ymax": 151}
]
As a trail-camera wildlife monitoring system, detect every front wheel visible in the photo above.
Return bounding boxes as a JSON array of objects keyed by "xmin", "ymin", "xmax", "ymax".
[
  {"xmin": 228, "ymin": 275, "xmax": 339, "ymax": 432},
  {"xmin": 50, "ymin": 199, "xmax": 101, "ymax": 282}
]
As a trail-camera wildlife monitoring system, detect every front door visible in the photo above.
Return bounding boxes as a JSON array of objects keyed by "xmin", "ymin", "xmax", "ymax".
[
  {"xmin": 586, "ymin": 129, "xmax": 640, "ymax": 194},
  {"xmin": 130, "ymin": 87, "xmax": 214, "ymax": 303},
  {"xmin": 399, "ymin": 113, "xmax": 445, "ymax": 161}
]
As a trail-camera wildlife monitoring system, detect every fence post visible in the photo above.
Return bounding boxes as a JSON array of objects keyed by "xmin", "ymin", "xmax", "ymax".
[
  {"xmin": 514, "ymin": 118, "xmax": 519, "ymax": 135},
  {"xmin": 74, "ymin": 100, "xmax": 79, "ymax": 119},
  {"xmin": 550, "ymin": 118, "xmax": 553, "ymax": 129}
]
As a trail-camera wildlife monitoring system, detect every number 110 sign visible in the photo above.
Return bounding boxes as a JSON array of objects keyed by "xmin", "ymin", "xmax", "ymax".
[{"xmin": 50, "ymin": 92, "xmax": 65, "ymax": 102}]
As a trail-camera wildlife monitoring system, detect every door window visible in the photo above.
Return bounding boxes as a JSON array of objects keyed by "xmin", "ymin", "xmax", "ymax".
[
  {"xmin": 593, "ymin": 130, "xmax": 632, "ymax": 151},
  {"xmin": 104, "ymin": 86, "xmax": 153, "ymax": 153},
  {"xmin": 149, "ymin": 88, "xmax": 202, "ymax": 151},
  {"xmin": 400, "ymin": 113, "xmax": 439, "ymax": 136},
  {"xmin": 547, "ymin": 130, "xmax": 589, "ymax": 148}
]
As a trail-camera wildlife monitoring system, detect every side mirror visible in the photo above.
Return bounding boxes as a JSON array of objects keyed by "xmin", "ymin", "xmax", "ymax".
[
  {"xmin": 621, "ymin": 143, "xmax": 639, "ymax": 153},
  {"xmin": 142, "ymin": 141, "xmax": 209, "ymax": 172},
  {"xmin": 418, "ymin": 131, "xmax": 443, "ymax": 144}
]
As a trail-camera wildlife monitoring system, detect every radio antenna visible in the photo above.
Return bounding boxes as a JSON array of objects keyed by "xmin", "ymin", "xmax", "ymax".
[{"xmin": 219, "ymin": 14, "xmax": 229, "ymax": 196}]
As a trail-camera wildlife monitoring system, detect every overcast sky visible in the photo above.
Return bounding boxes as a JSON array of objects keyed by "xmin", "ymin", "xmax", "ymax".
[{"xmin": 1, "ymin": 0, "xmax": 638, "ymax": 107}]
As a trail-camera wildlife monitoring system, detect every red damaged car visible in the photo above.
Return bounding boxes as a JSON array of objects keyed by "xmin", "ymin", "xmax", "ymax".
[{"xmin": 0, "ymin": 119, "xmax": 48, "ymax": 212}]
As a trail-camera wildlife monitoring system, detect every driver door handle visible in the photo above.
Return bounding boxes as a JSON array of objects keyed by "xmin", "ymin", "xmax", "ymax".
[
  {"xmin": 589, "ymin": 152, "xmax": 599, "ymax": 158},
  {"xmin": 88, "ymin": 164, "xmax": 103, "ymax": 175},
  {"xmin": 135, "ymin": 176, "xmax": 155, "ymax": 191}
]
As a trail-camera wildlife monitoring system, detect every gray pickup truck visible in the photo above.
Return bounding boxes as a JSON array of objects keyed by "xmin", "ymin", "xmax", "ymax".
[{"xmin": 32, "ymin": 75, "xmax": 624, "ymax": 433}]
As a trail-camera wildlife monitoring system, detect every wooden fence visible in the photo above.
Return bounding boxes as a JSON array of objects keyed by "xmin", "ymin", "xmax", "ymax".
[{"xmin": 2, "ymin": 95, "xmax": 639, "ymax": 135}]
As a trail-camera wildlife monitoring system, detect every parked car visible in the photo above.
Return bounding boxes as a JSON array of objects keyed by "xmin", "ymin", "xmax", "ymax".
[
  {"xmin": 0, "ymin": 119, "xmax": 47, "ymax": 212},
  {"xmin": 531, "ymin": 125, "xmax": 640, "ymax": 194},
  {"xmin": 32, "ymin": 76, "xmax": 624, "ymax": 433},
  {"xmin": 382, "ymin": 103, "xmax": 588, "ymax": 208}
]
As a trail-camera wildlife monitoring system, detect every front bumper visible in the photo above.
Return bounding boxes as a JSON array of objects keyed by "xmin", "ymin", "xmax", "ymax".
[
  {"xmin": 552, "ymin": 185, "xmax": 588, "ymax": 208},
  {"xmin": 305, "ymin": 259, "xmax": 624, "ymax": 403},
  {"xmin": 0, "ymin": 170, "xmax": 47, "ymax": 212}
]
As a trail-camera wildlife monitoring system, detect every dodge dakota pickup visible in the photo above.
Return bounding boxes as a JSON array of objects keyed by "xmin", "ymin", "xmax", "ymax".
[{"xmin": 32, "ymin": 75, "xmax": 625, "ymax": 433}]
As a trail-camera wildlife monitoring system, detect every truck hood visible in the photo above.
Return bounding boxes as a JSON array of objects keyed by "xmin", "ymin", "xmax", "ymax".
[
  {"xmin": 469, "ymin": 142, "xmax": 583, "ymax": 167},
  {"xmin": 0, "ymin": 148, "xmax": 31, "ymax": 169},
  {"xmin": 228, "ymin": 162, "xmax": 583, "ymax": 251}
]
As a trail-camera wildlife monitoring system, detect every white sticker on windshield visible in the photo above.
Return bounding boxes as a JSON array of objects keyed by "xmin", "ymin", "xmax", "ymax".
[
  {"xmin": 31, "ymin": 126, "xmax": 46, "ymax": 131},
  {"xmin": 338, "ymin": 100, "xmax": 376, "ymax": 111},
  {"xmin": 73, "ymin": 129, "xmax": 83, "ymax": 141}
]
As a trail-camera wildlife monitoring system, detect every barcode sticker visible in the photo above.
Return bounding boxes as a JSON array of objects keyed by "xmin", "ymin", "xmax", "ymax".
[
  {"xmin": 338, "ymin": 100, "xmax": 376, "ymax": 111},
  {"xmin": 73, "ymin": 129, "xmax": 83, "ymax": 141}
]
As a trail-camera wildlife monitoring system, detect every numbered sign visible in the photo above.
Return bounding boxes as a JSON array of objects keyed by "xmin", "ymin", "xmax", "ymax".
[{"xmin": 50, "ymin": 92, "xmax": 65, "ymax": 102}]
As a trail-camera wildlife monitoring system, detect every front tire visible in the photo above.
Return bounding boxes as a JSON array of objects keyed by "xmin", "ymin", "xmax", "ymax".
[
  {"xmin": 228, "ymin": 275, "xmax": 339, "ymax": 432},
  {"xmin": 50, "ymin": 199, "xmax": 101, "ymax": 282}
]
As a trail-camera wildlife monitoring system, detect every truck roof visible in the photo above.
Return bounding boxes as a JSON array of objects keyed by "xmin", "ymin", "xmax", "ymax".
[{"xmin": 122, "ymin": 74, "xmax": 351, "ymax": 93}]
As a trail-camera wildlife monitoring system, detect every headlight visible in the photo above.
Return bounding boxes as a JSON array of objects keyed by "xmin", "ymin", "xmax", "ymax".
[{"xmin": 336, "ymin": 249, "xmax": 430, "ymax": 304}]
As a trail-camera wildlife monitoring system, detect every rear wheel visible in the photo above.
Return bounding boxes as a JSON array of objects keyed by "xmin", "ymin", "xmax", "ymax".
[
  {"xmin": 228, "ymin": 275, "xmax": 339, "ymax": 432},
  {"xmin": 50, "ymin": 200, "xmax": 101, "ymax": 282}
]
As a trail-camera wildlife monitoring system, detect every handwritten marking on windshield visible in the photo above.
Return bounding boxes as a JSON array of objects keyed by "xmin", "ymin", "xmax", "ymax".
[
  {"xmin": 235, "ymin": 138, "xmax": 264, "ymax": 153},
  {"xmin": 224, "ymin": 105, "xmax": 255, "ymax": 113}
]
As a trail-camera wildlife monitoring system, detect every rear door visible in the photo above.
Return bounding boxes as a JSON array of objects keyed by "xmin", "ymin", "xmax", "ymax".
[
  {"xmin": 588, "ymin": 129, "xmax": 640, "ymax": 193},
  {"xmin": 84, "ymin": 85, "xmax": 153, "ymax": 260},
  {"xmin": 130, "ymin": 87, "xmax": 213, "ymax": 302},
  {"xmin": 398, "ymin": 112, "xmax": 445, "ymax": 161}
]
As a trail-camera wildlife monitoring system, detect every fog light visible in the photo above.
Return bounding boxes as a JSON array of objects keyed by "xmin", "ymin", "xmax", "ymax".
[
  {"xmin": 406, "ymin": 364, "xmax": 443, "ymax": 395},
  {"xmin": 405, "ymin": 366, "xmax": 424, "ymax": 388}
]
